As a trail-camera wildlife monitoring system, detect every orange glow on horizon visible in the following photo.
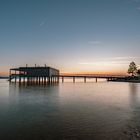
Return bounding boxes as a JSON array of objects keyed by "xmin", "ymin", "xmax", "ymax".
[
  {"xmin": 0, "ymin": 71, "xmax": 127, "ymax": 77},
  {"xmin": 0, "ymin": 66, "xmax": 127, "ymax": 77},
  {"xmin": 0, "ymin": 72, "xmax": 9, "ymax": 76}
]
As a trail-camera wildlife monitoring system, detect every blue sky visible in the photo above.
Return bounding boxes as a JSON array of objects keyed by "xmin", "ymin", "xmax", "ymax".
[{"xmin": 0, "ymin": 0, "xmax": 140, "ymax": 75}]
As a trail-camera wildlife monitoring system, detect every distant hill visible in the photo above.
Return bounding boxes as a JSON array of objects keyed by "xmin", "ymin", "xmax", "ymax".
[{"xmin": 0, "ymin": 76, "xmax": 9, "ymax": 79}]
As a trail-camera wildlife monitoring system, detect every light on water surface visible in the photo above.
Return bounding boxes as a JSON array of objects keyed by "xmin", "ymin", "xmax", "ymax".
[{"xmin": 0, "ymin": 80, "xmax": 140, "ymax": 140}]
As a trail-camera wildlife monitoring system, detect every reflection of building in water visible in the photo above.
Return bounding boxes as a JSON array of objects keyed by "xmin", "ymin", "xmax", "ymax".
[
  {"xmin": 7, "ymin": 82, "xmax": 60, "ymax": 140},
  {"xmin": 9, "ymin": 82, "xmax": 59, "ymax": 98},
  {"xmin": 9, "ymin": 66, "xmax": 59, "ymax": 84},
  {"xmin": 9, "ymin": 81, "xmax": 59, "ymax": 103}
]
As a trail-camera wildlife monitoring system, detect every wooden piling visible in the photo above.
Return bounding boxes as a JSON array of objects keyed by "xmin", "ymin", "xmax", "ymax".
[
  {"xmin": 62, "ymin": 76, "xmax": 64, "ymax": 83},
  {"xmin": 84, "ymin": 77, "xmax": 86, "ymax": 83},
  {"xmin": 95, "ymin": 78, "xmax": 97, "ymax": 82},
  {"xmin": 73, "ymin": 77, "xmax": 75, "ymax": 83}
]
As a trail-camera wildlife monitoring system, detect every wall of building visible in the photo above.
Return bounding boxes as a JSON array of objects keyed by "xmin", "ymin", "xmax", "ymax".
[{"xmin": 49, "ymin": 68, "xmax": 59, "ymax": 77}]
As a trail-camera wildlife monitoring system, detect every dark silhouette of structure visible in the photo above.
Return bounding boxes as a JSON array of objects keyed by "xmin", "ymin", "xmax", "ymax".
[
  {"xmin": 9, "ymin": 65, "xmax": 127, "ymax": 84},
  {"xmin": 9, "ymin": 65, "xmax": 59, "ymax": 84},
  {"xmin": 59, "ymin": 75, "xmax": 126, "ymax": 83}
]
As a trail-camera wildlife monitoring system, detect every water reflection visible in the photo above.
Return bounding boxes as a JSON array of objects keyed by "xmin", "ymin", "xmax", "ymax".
[
  {"xmin": 129, "ymin": 83, "xmax": 138, "ymax": 107},
  {"xmin": 0, "ymin": 79, "xmax": 9, "ymax": 98},
  {"xmin": 0, "ymin": 80, "xmax": 140, "ymax": 139},
  {"xmin": 121, "ymin": 83, "xmax": 140, "ymax": 139},
  {"xmin": 0, "ymin": 82, "xmax": 60, "ymax": 140}
]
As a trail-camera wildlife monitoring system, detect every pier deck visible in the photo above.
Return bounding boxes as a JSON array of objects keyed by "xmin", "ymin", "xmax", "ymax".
[{"xmin": 59, "ymin": 75, "xmax": 126, "ymax": 83}]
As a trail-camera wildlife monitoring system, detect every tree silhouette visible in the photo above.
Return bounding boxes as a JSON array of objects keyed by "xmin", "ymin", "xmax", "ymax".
[{"xmin": 128, "ymin": 61, "xmax": 137, "ymax": 76}]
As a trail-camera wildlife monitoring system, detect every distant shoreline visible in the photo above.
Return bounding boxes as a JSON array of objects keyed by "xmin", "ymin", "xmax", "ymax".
[
  {"xmin": 0, "ymin": 77, "xmax": 9, "ymax": 79},
  {"xmin": 109, "ymin": 77, "xmax": 140, "ymax": 83}
]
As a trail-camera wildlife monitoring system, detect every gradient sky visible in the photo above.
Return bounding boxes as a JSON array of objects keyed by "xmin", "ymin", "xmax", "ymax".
[{"xmin": 0, "ymin": 0, "xmax": 140, "ymax": 75}]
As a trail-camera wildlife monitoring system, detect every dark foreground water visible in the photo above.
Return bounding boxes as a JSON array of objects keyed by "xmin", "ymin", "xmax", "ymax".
[{"xmin": 0, "ymin": 79, "xmax": 140, "ymax": 140}]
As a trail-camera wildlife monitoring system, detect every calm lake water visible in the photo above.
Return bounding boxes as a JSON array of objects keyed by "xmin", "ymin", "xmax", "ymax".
[{"xmin": 0, "ymin": 79, "xmax": 140, "ymax": 140}]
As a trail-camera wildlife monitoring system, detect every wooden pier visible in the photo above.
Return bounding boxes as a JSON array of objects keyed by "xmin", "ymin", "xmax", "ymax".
[
  {"xmin": 9, "ymin": 65, "xmax": 126, "ymax": 84},
  {"xmin": 59, "ymin": 75, "xmax": 126, "ymax": 83},
  {"xmin": 9, "ymin": 66, "xmax": 59, "ymax": 84}
]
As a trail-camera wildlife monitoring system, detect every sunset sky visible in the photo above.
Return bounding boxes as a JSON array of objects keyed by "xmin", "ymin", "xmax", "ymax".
[{"xmin": 0, "ymin": 0, "xmax": 140, "ymax": 76}]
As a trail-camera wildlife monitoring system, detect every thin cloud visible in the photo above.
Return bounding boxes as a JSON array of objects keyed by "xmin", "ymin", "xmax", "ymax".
[
  {"xmin": 40, "ymin": 18, "xmax": 47, "ymax": 27},
  {"xmin": 78, "ymin": 56, "xmax": 140, "ymax": 66},
  {"xmin": 78, "ymin": 61, "xmax": 130, "ymax": 66},
  {"xmin": 110, "ymin": 56, "xmax": 140, "ymax": 60}
]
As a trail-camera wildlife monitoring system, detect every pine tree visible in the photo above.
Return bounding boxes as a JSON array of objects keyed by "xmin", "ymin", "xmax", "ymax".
[{"xmin": 127, "ymin": 61, "xmax": 137, "ymax": 76}]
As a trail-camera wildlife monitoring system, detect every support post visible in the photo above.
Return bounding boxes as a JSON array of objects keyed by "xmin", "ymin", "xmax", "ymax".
[
  {"xmin": 84, "ymin": 77, "xmax": 86, "ymax": 83},
  {"xmin": 36, "ymin": 77, "xmax": 38, "ymax": 84},
  {"xmin": 48, "ymin": 77, "xmax": 50, "ymax": 84},
  {"xmin": 15, "ymin": 70, "xmax": 16, "ymax": 83},
  {"xmin": 96, "ymin": 78, "xmax": 97, "ymax": 82},
  {"xmin": 73, "ymin": 77, "xmax": 75, "ymax": 83},
  {"xmin": 39, "ymin": 77, "xmax": 40, "ymax": 84},
  {"xmin": 9, "ymin": 69, "xmax": 11, "ymax": 82},
  {"xmin": 23, "ymin": 72, "xmax": 25, "ymax": 83},
  {"xmin": 44, "ymin": 77, "xmax": 46, "ymax": 84},
  {"xmin": 19, "ymin": 71, "xmax": 21, "ymax": 83},
  {"xmin": 27, "ymin": 77, "xmax": 29, "ymax": 83},
  {"xmin": 62, "ymin": 76, "xmax": 64, "ymax": 83}
]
